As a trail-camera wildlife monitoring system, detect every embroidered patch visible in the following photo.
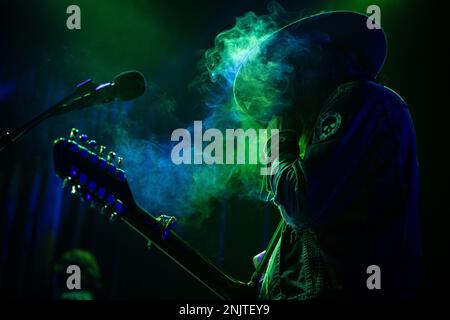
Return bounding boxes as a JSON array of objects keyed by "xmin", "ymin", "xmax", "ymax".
[{"xmin": 316, "ymin": 112, "xmax": 342, "ymax": 141}]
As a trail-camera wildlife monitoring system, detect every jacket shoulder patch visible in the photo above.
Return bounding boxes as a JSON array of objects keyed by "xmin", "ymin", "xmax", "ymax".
[{"xmin": 314, "ymin": 111, "xmax": 342, "ymax": 142}]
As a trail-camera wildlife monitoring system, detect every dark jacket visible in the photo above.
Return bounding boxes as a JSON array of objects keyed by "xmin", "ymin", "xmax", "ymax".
[{"xmin": 260, "ymin": 80, "xmax": 422, "ymax": 299}]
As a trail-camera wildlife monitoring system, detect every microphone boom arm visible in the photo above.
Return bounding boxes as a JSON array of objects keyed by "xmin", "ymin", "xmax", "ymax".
[{"xmin": 0, "ymin": 79, "xmax": 98, "ymax": 152}]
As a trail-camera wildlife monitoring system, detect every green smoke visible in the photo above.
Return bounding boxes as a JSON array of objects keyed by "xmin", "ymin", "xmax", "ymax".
[
  {"xmin": 192, "ymin": 3, "xmax": 304, "ymax": 204},
  {"xmin": 117, "ymin": 3, "xmax": 307, "ymax": 222}
]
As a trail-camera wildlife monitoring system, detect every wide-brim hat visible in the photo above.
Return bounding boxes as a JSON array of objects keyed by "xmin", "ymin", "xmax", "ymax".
[{"xmin": 232, "ymin": 11, "xmax": 387, "ymax": 121}]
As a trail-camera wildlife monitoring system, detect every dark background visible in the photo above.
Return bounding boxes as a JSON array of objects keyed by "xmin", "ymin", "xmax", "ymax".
[{"xmin": 0, "ymin": 0, "xmax": 448, "ymax": 299}]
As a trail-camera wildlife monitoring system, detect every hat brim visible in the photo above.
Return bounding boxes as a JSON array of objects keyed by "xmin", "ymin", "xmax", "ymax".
[
  {"xmin": 279, "ymin": 11, "xmax": 387, "ymax": 78},
  {"xmin": 232, "ymin": 11, "xmax": 387, "ymax": 119}
]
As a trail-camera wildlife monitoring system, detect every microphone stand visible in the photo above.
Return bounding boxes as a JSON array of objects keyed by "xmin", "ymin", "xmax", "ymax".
[{"xmin": 0, "ymin": 79, "xmax": 97, "ymax": 152}]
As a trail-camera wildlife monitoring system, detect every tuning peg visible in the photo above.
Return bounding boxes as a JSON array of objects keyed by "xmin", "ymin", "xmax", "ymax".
[
  {"xmin": 99, "ymin": 145, "xmax": 106, "ymax": 157},
  {"xmin": 86, "ymin": 197, "xmax": 98, "ymax": 209},
  {"xmin": 107, "ymin": 163, "xmax": 117, "ymax": 175},
  {"xmin": 78, "ymin": 172, "xmax": 88, "ymax": 186},
  {"xmin": 87, "ymin": 180, "xmax": 97, "ymax": 193},
  {"xmin": 98, "ymin": 158, "xmax": 107, "ymax": 171},
  {"xmin": 99, "ymin": 204, "xmax": 116, "ymax": 221},
  {"xmin": 117, "ymin": 169, "xmax": 126, "ymax": 182},
  {"xmin": 107, "ymin": 151, "xmax": 116, "ymax": 162},
  {"xmin": 109, "ymin": 212, "xmax": 119, "ymax": 222},
  {"xmin": 79, "ymin": 134, "xmax": 89, "ymax": 144},
  {"xmin": 89, "ymin": 154, "xmax": 99, "ymax": 165},
  {"xmin": 62, "ymin": 178, "xmax": 70, "ymax": 189},
  {"xmin": 117, "ymin": 157, "xmax": 123, "ymax": 168},
  {"xmin": 106, "ymin": 194, "xmax": 115, "ymax": 206},
  {"xmin": 69, "ymin": 166, "xmax": 78, "ymax": 178},
  {"xmin": 109, "ymin": 200, "xmax": 124, "ymax": 222},
  {"xmin": 97, "ymin": 187, "xmax": 106, "ymax": 200},
  {"xmin": 70, "ymin": 128, "xmax": 79, "ymax": 140},
  {"xmin": 114, "ymin": 199, "xmax": 125, "ymax": 215},
  {"xmin": 81, "ymin": 191, "xmax": 93, "ymax": 202},
  {"xmin": 100, "ymin": 205, "xmax": 107, "ymax": 215},
  {"xmin": 88, "ymin": 140, "xmax": 97, "ymax": 149}
]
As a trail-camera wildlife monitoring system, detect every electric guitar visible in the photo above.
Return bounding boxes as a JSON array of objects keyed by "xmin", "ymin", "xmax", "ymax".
[{"xmin": 52, "ymin": 128, "xmax": 257, "ymax": 300}]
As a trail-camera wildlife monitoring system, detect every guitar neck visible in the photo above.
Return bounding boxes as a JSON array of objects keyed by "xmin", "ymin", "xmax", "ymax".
[{"xmin": 120, "ymin": 205, "xmax": 256, "ymax": 300}]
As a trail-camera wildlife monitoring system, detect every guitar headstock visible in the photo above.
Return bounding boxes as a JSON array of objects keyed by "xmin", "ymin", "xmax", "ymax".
[{"xmin": 53, "ymin": 128, "xmax": 136, "ymax": 220}]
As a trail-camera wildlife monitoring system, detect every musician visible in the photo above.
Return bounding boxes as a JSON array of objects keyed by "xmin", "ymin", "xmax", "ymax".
[{"xmin": 246, "ymin": 11, "xmax": 422, "ymax": 299}]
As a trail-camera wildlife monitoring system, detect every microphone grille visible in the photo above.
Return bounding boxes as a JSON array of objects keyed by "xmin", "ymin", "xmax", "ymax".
[{"xmin": 113, "ymin": 71, "xmax": 146, "ymax": 101}]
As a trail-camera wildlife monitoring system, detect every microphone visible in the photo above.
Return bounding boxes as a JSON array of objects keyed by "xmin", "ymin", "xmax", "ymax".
[
  {"xmin": 0, "ymin": 71, "xmax": 146, "ymax": 152},
  {"xmin": 62, "ymin": 71, "xmax": 146, "ymax": 112}
]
